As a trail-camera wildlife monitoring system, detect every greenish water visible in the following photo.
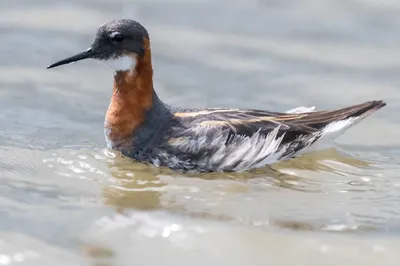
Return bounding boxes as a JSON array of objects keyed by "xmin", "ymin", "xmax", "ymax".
[{"xmin": 1, "ymin": 0, "xmax": 400, "ymax": 265}]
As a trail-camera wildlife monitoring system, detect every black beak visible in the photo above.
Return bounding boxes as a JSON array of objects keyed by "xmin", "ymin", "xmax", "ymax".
[{"xmin": 47, "ymin": 47, "xmax": 95, "ymax": 69}]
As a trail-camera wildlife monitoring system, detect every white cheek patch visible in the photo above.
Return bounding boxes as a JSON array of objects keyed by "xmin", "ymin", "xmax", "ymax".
[{"xmin": 104, "ymin": 56, "xmax": 136, "ymax": 72}]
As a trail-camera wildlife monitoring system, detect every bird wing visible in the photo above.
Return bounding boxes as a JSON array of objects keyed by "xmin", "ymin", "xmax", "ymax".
[
  {"xmin": 161, "ymin": 101, "xmax": 385, "ymax": 172},
  {"xmin": 162, "ymin": 108, "xmax": 320, "ymax": 172}
]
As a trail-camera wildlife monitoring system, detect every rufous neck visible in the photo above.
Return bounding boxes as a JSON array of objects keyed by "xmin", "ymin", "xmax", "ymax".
[{"xmin": 104, "ymin": 38, "xmax": 155, "ymax": 149}]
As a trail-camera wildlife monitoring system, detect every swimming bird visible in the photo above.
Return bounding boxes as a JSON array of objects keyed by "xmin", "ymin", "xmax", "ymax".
[{"xmin": 47, "ymin": 19, "xmax": 386, "ymax": 172}]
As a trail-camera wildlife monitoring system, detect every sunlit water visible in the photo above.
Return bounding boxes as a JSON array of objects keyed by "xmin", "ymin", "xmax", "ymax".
[{"xmin": 1, "ymin": 0, "xmax": 400, "ymax": 265}]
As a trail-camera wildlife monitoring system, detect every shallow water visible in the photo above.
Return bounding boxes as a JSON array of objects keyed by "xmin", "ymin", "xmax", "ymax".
[{"xmin": 1, "ymin": 0, "xmax": 400, "ymax": 265}]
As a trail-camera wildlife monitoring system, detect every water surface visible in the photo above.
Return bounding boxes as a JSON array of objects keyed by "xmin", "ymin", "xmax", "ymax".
[{"xmin": 1, "ymin": 0, "xmax": 400, "ymax": 265}]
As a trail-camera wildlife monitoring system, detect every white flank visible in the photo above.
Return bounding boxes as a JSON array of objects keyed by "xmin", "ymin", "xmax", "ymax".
[
  {"xmin": 105, "ymin": 56, "xmax": 136, "ymax": 72},
  {"xmin": 286, "ymin": 106, "xmax": 316, "ymax": 114},
  {"xmin": 304, "ymin": 117, "xmax": 360, "ymax": 154},
  {"xmin": 321, "ymin": 117, "xmax": 358, "ymax": 136}
]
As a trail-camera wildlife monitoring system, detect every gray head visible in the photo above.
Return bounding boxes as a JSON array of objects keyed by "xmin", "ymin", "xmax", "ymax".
[{"xmin": 47, "ymin": 19, "xmax": 150, "ymax": 71}]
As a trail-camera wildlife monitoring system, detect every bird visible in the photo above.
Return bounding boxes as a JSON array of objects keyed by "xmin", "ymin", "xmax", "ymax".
[{"xmin": 47, "ymin": 19, "xmax": 386, "ymax": 173}]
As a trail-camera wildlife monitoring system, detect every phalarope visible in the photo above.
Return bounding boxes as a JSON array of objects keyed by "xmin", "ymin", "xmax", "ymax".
[{"xmin": 47, "ymin": 19, "xmax": 386, "ymax": 172}]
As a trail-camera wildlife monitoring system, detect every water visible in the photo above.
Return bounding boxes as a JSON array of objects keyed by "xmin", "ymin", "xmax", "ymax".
[{"xmin": 1, "ymin": 0, "xmax": 400, "ymax": 265}]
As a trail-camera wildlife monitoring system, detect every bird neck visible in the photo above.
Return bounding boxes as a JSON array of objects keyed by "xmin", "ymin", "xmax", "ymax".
[{"xmin": 104, "ymin": 38, "xmax": 158, "ymax": 151}]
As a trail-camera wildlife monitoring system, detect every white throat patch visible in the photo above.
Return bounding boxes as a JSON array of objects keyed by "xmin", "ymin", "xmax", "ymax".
[{"xmin": 104, "ymin": 56, "xmax": 136, "ymax": 72}]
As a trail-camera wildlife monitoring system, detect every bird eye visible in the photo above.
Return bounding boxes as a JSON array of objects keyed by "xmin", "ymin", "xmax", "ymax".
[{"xmin": 110, "ymin": 32, "xmax": 124, "ymax": 42}]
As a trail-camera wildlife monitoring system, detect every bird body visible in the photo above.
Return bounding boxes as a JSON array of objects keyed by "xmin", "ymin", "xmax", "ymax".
[{"xmin": 47, "ymin": 19, "xmax": 386, "ymax": 172}]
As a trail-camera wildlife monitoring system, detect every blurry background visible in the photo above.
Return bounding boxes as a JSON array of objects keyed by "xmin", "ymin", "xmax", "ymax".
[{"xmin": 0, "ymin": 0, "xmax": 400, "ymax": 265}]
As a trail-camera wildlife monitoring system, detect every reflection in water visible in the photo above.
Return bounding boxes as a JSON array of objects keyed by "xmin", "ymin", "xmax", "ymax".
[
  {"xmin": 101, "ymin": 147, "xmax": 376, "ymax": 233},
  {"xmin": 273, "ymin": 148, "xmax": 371, "ymax": 172},
  {"xmin": 103, "ymin": 151, "xmax": 175, "ymax": 211},
  {"xmin": 270, "ymin": 148, "xmax": 372, "ymax": 191}
]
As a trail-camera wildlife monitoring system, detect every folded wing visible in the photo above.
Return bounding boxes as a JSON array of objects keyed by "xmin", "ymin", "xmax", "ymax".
[{"xmin": 162, "ymin": 101, "xmax": 385, "ymax": 172}]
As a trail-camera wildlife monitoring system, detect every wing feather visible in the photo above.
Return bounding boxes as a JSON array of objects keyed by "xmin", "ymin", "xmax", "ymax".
[
  {"xmin": 158, "ymin": 101, "xmax": 384, "ymax": 172},
  {"xmin": 161, "ymin": 108, "xmax": 320, "ymax": 171}
]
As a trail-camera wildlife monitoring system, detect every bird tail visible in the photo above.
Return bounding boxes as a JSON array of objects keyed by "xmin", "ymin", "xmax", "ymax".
[{"xmin": 296, "ymin": 100, "xmax": 386, "ymax": 131}]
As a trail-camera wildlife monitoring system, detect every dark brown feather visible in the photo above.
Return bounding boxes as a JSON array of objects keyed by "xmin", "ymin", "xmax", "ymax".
[{"xmin": 285, "ymin": 100, "xmax": 386, "ymax": 129}]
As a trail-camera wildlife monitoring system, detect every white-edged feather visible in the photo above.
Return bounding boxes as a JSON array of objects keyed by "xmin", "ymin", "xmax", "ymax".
[
  {"xmin": 303, "ymin": 117, "xmax": 360, "ymax": 153},
  {"xmin": 213, "ymin": 127, "xmax": 286, "ymax": 171}
]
